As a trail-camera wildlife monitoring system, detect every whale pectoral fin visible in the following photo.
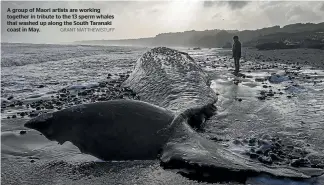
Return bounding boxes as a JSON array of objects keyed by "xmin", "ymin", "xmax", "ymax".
[{"xmin": 159, "ymin": 124, "xmax": 324, "ymax": 182}]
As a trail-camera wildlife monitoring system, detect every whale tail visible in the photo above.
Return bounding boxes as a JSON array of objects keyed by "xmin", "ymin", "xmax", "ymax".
[{"xmin": 161, "ymin": 115, "xmax": 324, "ymax": 182}]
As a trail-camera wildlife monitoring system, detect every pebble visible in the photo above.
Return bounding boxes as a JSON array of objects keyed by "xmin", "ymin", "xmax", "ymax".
[
  {"xmin": 29, "ymin": 111, "xmax": 40, "ymax": 117},
  {"xmin": 20, "ymin": 130, "xmax": 27, "ymax": 135},
  {"xmin": 249, "ymin": 152, "xmax": 259, "ymax": 159},
  {"xmin": 257, "ymin": 96, "xmax": 266, "ymax": 100},
  {"xmin": 291, "ymin": 158, "xmax": 311, "ymax": 167},
  {"xmin": 248, "ymin": 138, "xmax": 257, "ymax": 146},
  {"xmin": 2, "ymin": 73, "xmax": 139, "ymax": 118},
  {"xmin": 233, "ymin": 139, "xmax": 243, "ymax": 145},
  {"xmin": 255, "ymin": 78, "xmax": 265, "ymax": 82},
  {"xmin": 269, "ymin": 152, "xmax": 281, "ymax": 161},
  {"xmin": 258, "ymin": 156, "xmax": 273, "ymax": 165}
]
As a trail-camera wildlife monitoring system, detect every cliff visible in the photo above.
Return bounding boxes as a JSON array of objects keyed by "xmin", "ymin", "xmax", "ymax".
[{"xmin": 75, "ymin": 22, "xmax": 324, "ymax": 49}]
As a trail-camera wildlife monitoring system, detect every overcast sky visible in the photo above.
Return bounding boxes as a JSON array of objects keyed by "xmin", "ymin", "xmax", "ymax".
[{"xmin": 2, "ymin": 1, "xmax": 324, "ymax": 44}]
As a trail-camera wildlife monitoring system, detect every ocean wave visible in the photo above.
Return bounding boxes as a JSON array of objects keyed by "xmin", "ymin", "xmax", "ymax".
[{"xmin": 1, "ymin": 43, "xmax": 134, "ymax": 67}]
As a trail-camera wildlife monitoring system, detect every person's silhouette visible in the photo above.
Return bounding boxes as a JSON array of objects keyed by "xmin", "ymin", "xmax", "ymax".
[{"xmin": 232, "ymin": 36, "xmax": 241, "ymax": 75}]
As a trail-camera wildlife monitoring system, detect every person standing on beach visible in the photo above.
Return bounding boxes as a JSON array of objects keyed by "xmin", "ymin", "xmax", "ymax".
[{"xmin": 232, "ymin": 36, "xmax": 241, "ymax": 75}]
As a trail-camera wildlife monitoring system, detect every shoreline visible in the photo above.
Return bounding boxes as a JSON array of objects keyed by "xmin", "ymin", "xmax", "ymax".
[
  {"xmin": 242, "ymin": 48, "xmax": 324, "ymax": 69},
  {"xmin": 215, "ymin": 47, "xmax": 324, "ymax": 69}
]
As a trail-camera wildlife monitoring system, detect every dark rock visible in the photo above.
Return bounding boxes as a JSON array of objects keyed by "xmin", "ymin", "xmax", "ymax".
[
  {"xmin": 242, "ymin": 138, "xmax": 248, "ymax": 144},
  {"xmin": 248, "ymin": 138, "xmax": 257, "ymax": 146},
  {"xmin": 250, "ymin": 153, "xmax": 259, "ymax": 159},
  {"xmin": 256, "ymin": 148, "xmax": 263, "ymax": 154},
  {"xmin": 59, "ymin": 94, "xmax": 67, "ymax": 98},
  {"xmin": 7, "ymin": 96, "xmax": 14, "ymax": 100},
  {"xmin": 233, "ymin": 139, "xmax": 243, "ymax": 145},
  {"xmin": 97, "ymin": 97, "xmax": 107, "ymax": 101},
  {"xmin": 274, "ymin": 142, "xmax": 282, "ymax": 148},
  {"xmin": 16, "ymin": 101, "xmax": 23, "ymax": 106},
  {"xmin": 56, "ymin": 101, "xmax": 62, "ymax": 106},
  {"xmin": 60, "ymin": 88, "xmax": 67, "ymax": 93},
  {"xmin": 291, "ymin": 158, "xmax": 311, "ymax": 167},
  {"xmin": 258, "ymin": 156, "xmax": 273, "ymax": 165},
  {"xmin": 257, "ymin": 96, "xmax": 266, "ymax": 100},
  {"xmin": 29, "ymin": 111, "xmax": 39, "ymax": 117},
  {"xmin": 99, "ymin": 82, "xmax": 106, "ymax": 88},
  {"xmin": 131, "ymin": 92, "xmax": 137, "ymax": 96},
  {"xmin": 37, "ymin": 85, "xmax": 45, "ymax": 88},
  {"xmin": 210, "ymin": 137, "xmax": 224, "ymax": 142},
  {"xmin": 45, "ymin": 104, "xmax": 54, "ymax": 109},
  {"xmin": 20, "ymin": 130, "xmax": 27, "ymax": 135},
  {"xmin": 260, "ymin": 91, "xmax": 266, "ymax": 95},
  {"xmin": 286, "ymin": 145, "xmax": 294, "ymax": 149},
  {"xmin": 12, "ymin": 115, "xmax": 17, "ymax": 118},
  {"xmin": 269, "ymin": 152, "xmax": 282, "ymax": 161},
  {"xmin": 79, "ymin": 91, "xmax": 88, "ymax": 96},
  {"xmin": 255, "ymin": 78, "xmax": 265, "ymax": 82}
]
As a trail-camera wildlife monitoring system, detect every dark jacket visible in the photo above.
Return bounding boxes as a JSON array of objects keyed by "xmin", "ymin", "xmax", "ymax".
[{"xmin": 232, "ymin": 41, "xmax": 241, "ymax": 58}]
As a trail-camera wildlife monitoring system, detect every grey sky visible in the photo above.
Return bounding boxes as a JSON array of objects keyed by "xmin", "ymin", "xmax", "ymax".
[
  {"xmin": 1, "ymin": 1, "xmax": 324, "ymax": 44},
  {"xmin": 320, "ymin": 2, "xmax": 324, "ymax": 11}
]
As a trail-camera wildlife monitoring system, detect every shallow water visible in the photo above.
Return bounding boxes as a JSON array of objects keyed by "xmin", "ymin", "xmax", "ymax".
[{"xmin": 1, "ymin": 44, "xmax": 324, "ymax": 184}]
